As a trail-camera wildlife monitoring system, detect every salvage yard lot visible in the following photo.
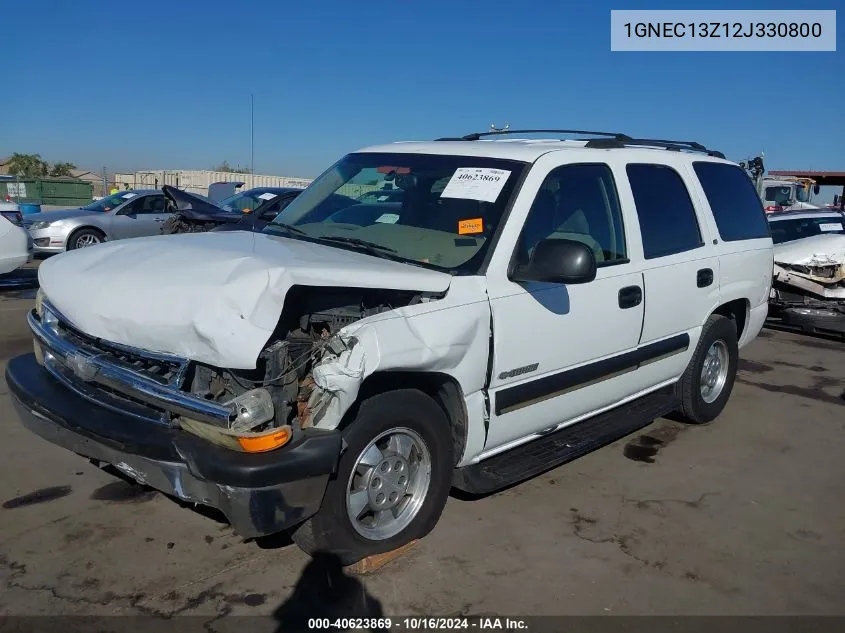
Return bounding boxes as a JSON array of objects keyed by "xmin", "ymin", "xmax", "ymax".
[{"xmin": 0, "ymin": 283, "xmax": 843, "ymax": 619}]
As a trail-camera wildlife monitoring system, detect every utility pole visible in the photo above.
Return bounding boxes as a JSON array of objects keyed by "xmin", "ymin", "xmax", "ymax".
[
  {"xmin": 102, "ymin": 166, "xmax": 107, "ymax": 197},
  {"xmin": 250, "ymin": 93, "xmax": 255, "ymax": 176}
]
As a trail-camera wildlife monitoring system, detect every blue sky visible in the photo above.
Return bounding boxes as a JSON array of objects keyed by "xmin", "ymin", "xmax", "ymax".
[{"xmin": 2, "ymin": 0, "xmax": 842, "ymax": 197}]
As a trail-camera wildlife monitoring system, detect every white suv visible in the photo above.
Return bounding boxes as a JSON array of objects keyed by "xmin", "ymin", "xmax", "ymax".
[{"xmin": 9, "ymin": 130, "xmax": 774, "ymax": 565}]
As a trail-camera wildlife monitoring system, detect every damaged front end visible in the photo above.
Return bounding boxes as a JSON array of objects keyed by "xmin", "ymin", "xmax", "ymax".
[
  {"xmin": 19, "ymin": 285, "xmax": 432, "ymax": 537},
  {"xmin": 179, "ymin": 286, "xmax": 425, "ymax": 449},
  {"xmin": 770, "ymin": 242, "xmax": 845, "ymax": 335},
  {"xmin": 32, "ymin": 285, "xmax": 425, "ymax": 453}
]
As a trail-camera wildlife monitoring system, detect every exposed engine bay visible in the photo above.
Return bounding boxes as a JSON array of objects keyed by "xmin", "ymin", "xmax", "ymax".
[{"xmin": 183, "ymin": 286, "xmax": 423, "ymax": 436}]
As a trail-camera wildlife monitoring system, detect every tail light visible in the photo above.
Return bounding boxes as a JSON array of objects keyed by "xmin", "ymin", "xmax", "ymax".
[{"xmin": 764, "ymin": 205, "xmax": 783, "ymax": 214}]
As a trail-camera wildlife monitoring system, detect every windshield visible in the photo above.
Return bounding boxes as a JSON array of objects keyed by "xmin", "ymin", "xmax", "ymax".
[
  {"xmin": 219, "ymin": 189, "xmax": 280, "ymax": 213},
  {"xmin": 795, "ymin": 186, "xmax": 811, "ymax": 203},
  {"xmin": 764, "ymin": 186, "xmax": 795, "ymax": 206},
  {"xmin": 264, "ymin": 152, "xmax": 527, "ymax": 273},
  {"xmin": 769, "ymin": 216, "xmax": 845, "ymax": 244},
  {"xmin": 356, "ymin": 188, "xmax": 404, "ymax": 204},
  {"xmin": 83, "ymin": 191, "xmax": 139, "ymax": 212}
]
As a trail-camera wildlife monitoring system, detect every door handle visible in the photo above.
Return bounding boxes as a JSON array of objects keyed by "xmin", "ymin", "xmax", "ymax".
[
  {"xmin": 697, "ymin": 268, "xmax": 714, "ymax": 288},
  {"xmin": 618, "ymin": 285, "xmax": 642, "ymax": 309},
  {"xmin": 154, "ymin": 218, "xmax": 165, "ymax": 222}
]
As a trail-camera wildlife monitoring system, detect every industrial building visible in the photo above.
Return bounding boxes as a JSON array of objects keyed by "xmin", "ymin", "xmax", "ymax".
[{"xmin": 112, "ymin": 170, "xmax": 313, "ymax": 196}]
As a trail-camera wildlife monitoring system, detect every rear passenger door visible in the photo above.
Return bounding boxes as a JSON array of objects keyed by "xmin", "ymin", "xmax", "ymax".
[
  {"xmin": 623, "ymin": 162, "xmax": 720, "ymax": 385},
  {"xmin": 688, "ymin": 161, "xmax": 773, "ymax": 347}
]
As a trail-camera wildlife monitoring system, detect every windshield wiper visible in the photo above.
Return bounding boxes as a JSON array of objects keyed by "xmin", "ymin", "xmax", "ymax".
[
  {"xmin": 316, "ymin": 236, "xmax": 398, "ymax": 256},
  {"xmin": 265, "ymin": 222, "xmax": 307, "ymax": 236}
]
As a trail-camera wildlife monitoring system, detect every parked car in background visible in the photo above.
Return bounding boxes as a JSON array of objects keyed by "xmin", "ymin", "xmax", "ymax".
[
  {"xmin": 0, "ymin": 201, "xmax": 24, "ymax": 227},
  {"xmin": 161, "ymin": 186, "xmax": 360, "ymax": 234},
  {"xmin": 0, "ymin": 213, "xmax": 33, "ymax": 274},
  {"xmin": 768, "ymin": 209, "xmax": 845, "ymax": 335},
  {"xmin": 160, "ymin": 186, "xmax": 301, "ymax": 234},
  {"xmin": 23, "ymin": 189, "xmax": 168, "ymax": 253}
]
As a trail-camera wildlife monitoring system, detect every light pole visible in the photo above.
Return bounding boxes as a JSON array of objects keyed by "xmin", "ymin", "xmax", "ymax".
[{"xmin": 250, "ymin": 93, "xmax": 255, "ymax": 176}]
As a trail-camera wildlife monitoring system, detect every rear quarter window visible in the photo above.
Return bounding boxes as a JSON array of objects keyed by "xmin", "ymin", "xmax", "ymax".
[{"xmin": 693, "ymin": 162, "xmax": 770, "ymax": 241}]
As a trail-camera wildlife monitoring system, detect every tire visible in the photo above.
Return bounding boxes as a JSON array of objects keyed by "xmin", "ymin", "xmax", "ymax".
[
  {"xmin": 67, "ymin": 228, "xmax": 104, "ymax": 250},
  {"xmin": 291, "ymin": 389, "xmax": 454, "ymax": 565},
  {"xmin": 674, "ymin": 314, "xmax": 739, "ymax": 424}
]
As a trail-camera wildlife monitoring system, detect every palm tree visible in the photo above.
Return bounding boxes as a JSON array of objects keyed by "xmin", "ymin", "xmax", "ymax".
[{"xmin": 6, "ymin": 153, "xmax": 48, "ymax": 178}]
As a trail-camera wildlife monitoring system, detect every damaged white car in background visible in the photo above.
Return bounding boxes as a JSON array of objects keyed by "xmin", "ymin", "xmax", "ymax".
[{"xmin": 768, "ymin": 210, "xmax": 845, "ymax": 335}]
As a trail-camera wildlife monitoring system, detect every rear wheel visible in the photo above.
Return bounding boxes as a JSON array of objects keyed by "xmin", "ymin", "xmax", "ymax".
[
  {"xmin": 67, "ymin": 228, "xmax": 104, "ymax": 250},
  {"xmin": 675, "ymin": 314, "xmax": 738, "ymax": 424},
  {"xmin": 291, "ymin": 389, "xmax": 454, "ymax": 565}
]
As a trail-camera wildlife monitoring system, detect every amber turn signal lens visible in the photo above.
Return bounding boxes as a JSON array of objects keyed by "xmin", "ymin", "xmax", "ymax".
[{"xmin": 237, "ymin": 427, "xmax": 292, "ymax": 453}]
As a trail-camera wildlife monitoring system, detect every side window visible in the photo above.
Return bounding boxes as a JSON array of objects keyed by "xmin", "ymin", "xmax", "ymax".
[
  {"xmin": 260, "ymin": 196, "xmax": 294, "ymax": 220},
  {"xmin": 693, "ymin": 162, "xmax": 769, "ymax": 241},
  {"xmin": 516, "ymin": 163, "xmax": 627, "ymax": 266},
  {"xmin": 132, "ymin": 195, "xmax": 166, "ymax": 214},
  {"xmin": 627, "ymin": 164, "xmax": 703, "ymax": 259}
]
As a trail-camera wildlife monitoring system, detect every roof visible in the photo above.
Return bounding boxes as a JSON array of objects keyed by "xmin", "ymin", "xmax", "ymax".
[
  {"xmin": 356, "ymin": 139, "xmax": 735, "ymax": 164},
  {"xmin": 768, "ymin": 171, "xmax": 845, "ymax": 187},
  {"xmin": 767, "ymin": 209, "xmax": 844, "ymax": 221}
]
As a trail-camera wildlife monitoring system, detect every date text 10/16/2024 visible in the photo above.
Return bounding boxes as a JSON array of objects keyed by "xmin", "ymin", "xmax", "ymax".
[{"xmin": 307, "ymin": 617, "xmax": 530, "ymax": 631}]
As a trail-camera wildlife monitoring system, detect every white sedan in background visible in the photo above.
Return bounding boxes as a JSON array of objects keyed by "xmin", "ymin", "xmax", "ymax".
[{"xmin": 0, "ymin": 202, "xmax": 34, "ymax": 275}]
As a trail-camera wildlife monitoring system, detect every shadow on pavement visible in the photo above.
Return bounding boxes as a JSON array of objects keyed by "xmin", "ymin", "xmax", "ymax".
[{"xmin": 272, "ymin": 552, "xmax": 386, "ymax": 632}]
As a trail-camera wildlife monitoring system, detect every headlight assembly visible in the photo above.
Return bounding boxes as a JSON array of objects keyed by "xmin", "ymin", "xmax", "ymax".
[{"xmin": 29, "ymin": 221, "xmax": 52, "ymax": 230}]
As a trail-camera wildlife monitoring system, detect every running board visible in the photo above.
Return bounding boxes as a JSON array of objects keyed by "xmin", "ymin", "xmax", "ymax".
[{"xmin": 452, "ymin": 388, "xmax": 679, "ymax": 495}]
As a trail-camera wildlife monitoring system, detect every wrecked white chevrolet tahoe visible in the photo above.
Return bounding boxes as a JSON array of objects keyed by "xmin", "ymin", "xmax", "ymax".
[
  {"xmin": 8, "ymin": 130, "xmax": 774, "ymax": 564},
  {"xmin": 768, "ymin": 210, "xmax": 845, "ymax": 335}
]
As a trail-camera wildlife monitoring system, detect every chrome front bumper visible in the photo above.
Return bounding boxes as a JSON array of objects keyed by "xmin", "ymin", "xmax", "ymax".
[
  {"xmin": 30, "ymin": 304, "xmax": 234, "ymax": 426},
  {"xmin": 14, "ymin": 400, "xmax": 330, "ymax": 538},
  {"xmin": 7, "ymin": 353, "xmax": 340, "ymax": 538}
]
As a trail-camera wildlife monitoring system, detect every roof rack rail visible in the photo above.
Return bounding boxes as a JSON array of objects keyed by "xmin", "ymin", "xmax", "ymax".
[
  {"xmin": 584, "ymin": 137, "xmax": 725, "ymax": 159},
  {"xmin": 435, "ymin": 129, "xmax": 633, "ymax": 142}
]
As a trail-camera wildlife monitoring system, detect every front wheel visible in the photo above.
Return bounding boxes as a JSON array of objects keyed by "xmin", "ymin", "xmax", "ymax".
[
  {"xmin": 291, "ymin": 389, "xmax": 454, "ymax": 565},
  {"xmin": 67, "ymin": 228, "xmax": 104, "ymax": 250},
  {"xmin": 674, "ymin": 314, "xmax": 739, "ymax": 424}
]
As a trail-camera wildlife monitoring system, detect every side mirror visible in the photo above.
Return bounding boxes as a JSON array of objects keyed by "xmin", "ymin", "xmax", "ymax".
[
  {"xmin": 834, "ymin": 195, "xmax": 840, "ymax": 205},
  {"xmin": 511, "ymin": 239, "xmax": 597, "ymax": 284},
  {"xmin": 813, "ymin": 184, "xmax": 821, "ymax": 195}
]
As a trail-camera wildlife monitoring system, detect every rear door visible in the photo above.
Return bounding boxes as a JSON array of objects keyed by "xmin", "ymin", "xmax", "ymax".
[
  {"xmin": 687, "ymin": 160, "xmax": 773, "ymax": 346},
  {"xmin": 620, "ymin": 161, "xmax": 720, "ymax": 386}
]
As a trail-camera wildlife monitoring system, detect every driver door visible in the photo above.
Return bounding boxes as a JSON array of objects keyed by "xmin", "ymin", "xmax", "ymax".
[
  {"xmin": 110, "ymin": 194, "xmax": 168, "ymax": 239},
  {"xmin": 483, "ymin": 158, "xmax": 646, "ymax": 452}
]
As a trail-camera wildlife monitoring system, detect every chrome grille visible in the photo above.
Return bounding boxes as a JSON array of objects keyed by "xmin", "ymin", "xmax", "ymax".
[{"xmin": 56, "ymin": 321, "xmax": 186, "ymax": 387}]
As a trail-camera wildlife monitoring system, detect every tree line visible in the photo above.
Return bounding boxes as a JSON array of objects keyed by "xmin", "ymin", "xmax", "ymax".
[{"xmin": 5, "ymin": 153, "xmax": 77, "ymax": 178}]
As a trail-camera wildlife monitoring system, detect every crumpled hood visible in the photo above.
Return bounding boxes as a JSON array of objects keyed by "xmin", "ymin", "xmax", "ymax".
[
  {"xmin": 774, "ymin": 233, "xmax": 845, "ymax": 266},
  {"xmin": 38, "ymin": 231, "xmax": 452, "ymax": 369}
]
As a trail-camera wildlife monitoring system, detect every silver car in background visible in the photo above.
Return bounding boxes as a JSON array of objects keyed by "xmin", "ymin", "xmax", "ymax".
[{"xmin": 23, "ymin": 190, "xmax": 171, "ymax": 254}]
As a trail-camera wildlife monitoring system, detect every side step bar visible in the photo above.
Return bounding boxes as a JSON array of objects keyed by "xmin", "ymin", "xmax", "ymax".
[{"xmin": 452, "ymin": 387, "xmax": 679, "ymax": 495}]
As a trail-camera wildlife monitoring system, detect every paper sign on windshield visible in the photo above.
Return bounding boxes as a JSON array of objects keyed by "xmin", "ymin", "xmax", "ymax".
[
  {"xmin": 375, "ymin": 213, "xmax": 399, "ymax": 224},
  {"xmin": 440, "ymin": 168, "xmax": 511, "ymax": 203},
  {"xmin": 458, "ymin": 218, "xmax": 484, "ymax": 234},
  {"xmin": 258, "ymin": 193, "xmax": 278, "ymax": 201},
  {"xmin": 819, "ymin": 223, "xmax": 843, "ymax": 232},
  {"xmin": 122, "ymin": 193, "xmax": 137, "ymax": 199}
]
